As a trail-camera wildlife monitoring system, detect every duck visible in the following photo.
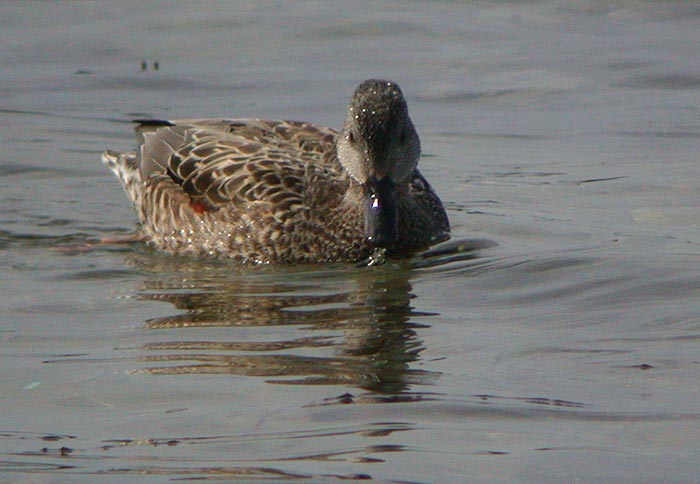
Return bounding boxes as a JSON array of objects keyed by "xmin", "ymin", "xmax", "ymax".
[{"xmin": 102, "ymin": 79, "xmax": 450, "ymax": 263}]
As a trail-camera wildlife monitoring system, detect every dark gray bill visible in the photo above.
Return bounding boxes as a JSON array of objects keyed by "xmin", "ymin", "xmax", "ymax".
[{"xmin": 364, "ymin": 176, "xmax": 398, "ymax": 248}]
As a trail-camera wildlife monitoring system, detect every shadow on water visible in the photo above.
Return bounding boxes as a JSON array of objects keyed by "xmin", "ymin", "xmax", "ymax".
[
  {"xmin": 119, "ymin": 239, "xmax": 496, "ymax": 394},
  {"xmin": 0, "ymin": 239, "xmax": 498, "ymax": 480},
  {"xmin": 10, "ymin": 235, "xmax": 700, "ymax": 481}
]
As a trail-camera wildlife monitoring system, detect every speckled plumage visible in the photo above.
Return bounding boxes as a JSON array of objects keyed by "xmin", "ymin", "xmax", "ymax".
[{"xmin": 102, "ymin": 80, "xmax": 450, "ymax": 263}]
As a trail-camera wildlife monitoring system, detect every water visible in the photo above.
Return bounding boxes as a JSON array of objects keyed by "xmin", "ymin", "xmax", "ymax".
[{"xmin": 2, "ymin": 1, "xmax": 700, "ymax": 482}]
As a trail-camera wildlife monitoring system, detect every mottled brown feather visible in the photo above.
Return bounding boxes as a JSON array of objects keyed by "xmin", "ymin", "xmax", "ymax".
[{"xmin": 103, "ymin": 81, "xmax": 450, "ymax": 263}]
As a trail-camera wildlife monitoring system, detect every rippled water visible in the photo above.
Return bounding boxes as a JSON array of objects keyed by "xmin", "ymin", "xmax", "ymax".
[{"xmin": 2, "ymin": 1, "xmax": 700, "ymax": 483}]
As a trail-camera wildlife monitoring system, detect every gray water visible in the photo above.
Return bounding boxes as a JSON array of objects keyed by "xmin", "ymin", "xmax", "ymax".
[{"xmin": 2, "ymin": 1, "xmax": 700, "ymax": 483}]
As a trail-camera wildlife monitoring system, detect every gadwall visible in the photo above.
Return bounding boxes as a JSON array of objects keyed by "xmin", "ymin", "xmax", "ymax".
[{"xmin": 103, "ymin": 79, "xmax": 450, "ymax": 263}]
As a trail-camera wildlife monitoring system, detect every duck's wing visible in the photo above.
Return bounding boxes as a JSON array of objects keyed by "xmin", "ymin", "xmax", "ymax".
[
  {"xmin": 137, "ymin": 118, "xmax": 338, "ymax": 169},
  {"xmin": 136, "ymin": 119, "xmax": 339, "ymax": 213},
  {"xmin": 408, "ymin": 169, "xmax": 451, "ymax": 241}
]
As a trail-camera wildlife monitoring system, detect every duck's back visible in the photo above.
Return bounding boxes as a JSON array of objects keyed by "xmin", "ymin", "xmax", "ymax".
[
  {"xmin": 137, "ymin": 118, "xmax": 341, "ymax": 181},
  {"xmin": 104, "ymin": 119, "xmax": 367, "ymax": 263}
]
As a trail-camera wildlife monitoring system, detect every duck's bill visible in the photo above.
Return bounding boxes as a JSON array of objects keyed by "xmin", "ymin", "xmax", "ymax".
[{"xmin": 364, "ymin": 176, "xmax": 398, "ymax": 248}]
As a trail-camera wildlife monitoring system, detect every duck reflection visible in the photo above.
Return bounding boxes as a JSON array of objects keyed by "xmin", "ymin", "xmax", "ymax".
[{"xmin": 126, "ymin": 253, "xmax": 442, "ymax": 394}]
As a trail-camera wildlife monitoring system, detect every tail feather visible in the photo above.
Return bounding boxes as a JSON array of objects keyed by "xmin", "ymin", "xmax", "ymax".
[{"xmin": 102, "ymin": 150, "xmax": 143, "ymax": 209}]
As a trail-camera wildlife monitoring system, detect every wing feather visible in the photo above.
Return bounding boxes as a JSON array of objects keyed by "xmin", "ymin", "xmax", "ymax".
[{"xmin": 135, "ymin": 119, "xmax": 335, "ymax": 214}]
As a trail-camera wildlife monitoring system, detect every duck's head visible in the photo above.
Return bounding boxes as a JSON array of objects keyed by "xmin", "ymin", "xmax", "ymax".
[{"xmin": 337, "ymin": 79, "xmax": 421, "ymax": 249}]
